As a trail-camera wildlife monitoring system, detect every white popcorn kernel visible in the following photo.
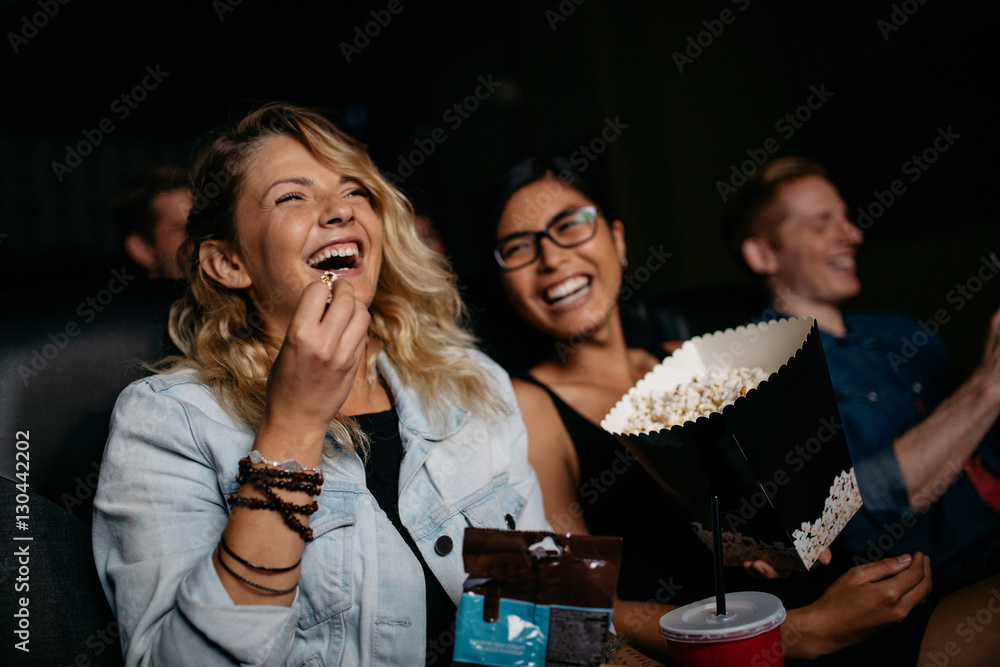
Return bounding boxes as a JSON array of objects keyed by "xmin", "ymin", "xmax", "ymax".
[{"xmin": 623, "ymin": 366, "xmax": 769, "ymax": 432}]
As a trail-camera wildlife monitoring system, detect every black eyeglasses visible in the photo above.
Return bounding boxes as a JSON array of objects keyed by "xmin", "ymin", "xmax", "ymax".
[{"xmin": 494, "ymin": 206, "xmax": 600, "ymax": 270}]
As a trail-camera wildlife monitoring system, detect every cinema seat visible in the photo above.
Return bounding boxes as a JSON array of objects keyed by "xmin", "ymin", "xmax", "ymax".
[{"xmin": 0, "ymin": 276, "xmax": 180, "ymax": 666}]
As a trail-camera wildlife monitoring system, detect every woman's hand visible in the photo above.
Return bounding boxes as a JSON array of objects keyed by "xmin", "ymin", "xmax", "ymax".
[
  {"xmin": 259, "ymin": 279, "xmax": 371, "ymax": 455},
  {"xmin": 783, "ymin": 553, "xmax": 932, "ymax": 659},
  {"xmin": 217, "ymin": 280, "xmax": 369, "ymax": 606}
]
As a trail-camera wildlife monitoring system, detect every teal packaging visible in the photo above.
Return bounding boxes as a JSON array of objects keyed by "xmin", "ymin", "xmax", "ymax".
[{"xmin": 452, "ymin": 529, "xmax": 621, "ymax": 667}]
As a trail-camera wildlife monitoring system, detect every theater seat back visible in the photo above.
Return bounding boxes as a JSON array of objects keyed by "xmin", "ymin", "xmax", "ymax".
[{"xmin": 0, "ymin": 277, "xmax": 180, "ymax": 666}]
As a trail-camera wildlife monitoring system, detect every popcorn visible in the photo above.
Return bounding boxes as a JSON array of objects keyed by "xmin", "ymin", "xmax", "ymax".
[
  {"xmin": 791, "ymin": 468, "xmax": 862, "ymax": 569},
  {"xmin": 321, "ymin": 270, "xmax": 337, "ymax": 304},
  {"xmin": 603, "ymin": 320, "xmax": 864, "ymax": 572},
  {"xmin": 623, "ymin": 366, "xmax": 770, "ymax": 432}
]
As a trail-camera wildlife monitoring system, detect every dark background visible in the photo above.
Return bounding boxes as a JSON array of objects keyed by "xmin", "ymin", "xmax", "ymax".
[{"xmin": 1, "ymin": 0, "xmax": 997, "ymax": 369}]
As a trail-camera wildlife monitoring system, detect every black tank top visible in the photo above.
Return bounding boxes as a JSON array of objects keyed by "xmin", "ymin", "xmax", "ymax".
[
  {"xmin": 511, "ymin": 371, "xmax": 717, "ymax": 604},
  {"xmin": 510, "ymin": 372, "xmax": 937, "ymax": 666},
  {"xmin": 355, "ymin": 408, "xmax": 455, "ymax": 666}
]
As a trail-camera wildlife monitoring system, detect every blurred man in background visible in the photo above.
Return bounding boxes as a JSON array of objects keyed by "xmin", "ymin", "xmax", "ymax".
[
  {"xmin": 114, "ymin": 165, "xmax": 190, "ymax": 280},
  {"xmin": 728, "ymin": 155, "xmax": 1000, "ymax": 593}
]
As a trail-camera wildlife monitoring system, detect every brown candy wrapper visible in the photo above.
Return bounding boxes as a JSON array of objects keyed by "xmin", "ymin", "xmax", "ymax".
[{"xmin": 452, "ymin": 528, "xmax": 622, "ymax": 667}]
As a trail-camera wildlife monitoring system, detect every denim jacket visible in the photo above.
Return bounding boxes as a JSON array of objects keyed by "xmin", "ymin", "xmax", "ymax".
[
  {"xmin": 818, "ymin": 312, "xmax": 1000, "ymax": 589},
  {"xmin": 93, "ymin": 350, "xmax": 549, "ymax": 666}
]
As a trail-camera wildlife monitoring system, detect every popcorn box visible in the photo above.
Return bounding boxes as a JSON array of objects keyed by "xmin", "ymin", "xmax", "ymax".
[{"xmin": 601, "ymin": 317, "xmax": 862, "ymax": 571}]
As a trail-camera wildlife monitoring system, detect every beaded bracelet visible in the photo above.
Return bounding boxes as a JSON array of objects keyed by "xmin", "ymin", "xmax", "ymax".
[
  {"xmin": 237, "ymin": 467, "xmax": 322, "ymax": 513},
  {"xmin": 219, "ymin": 536, "xmax": 301, "ymax": 573},
  {"xmin": 216, "ymin": 544, "xmax": 297, "ymax": 595},
  {"xmin": 236, "ymin": 467, "xmax": 322, "ymax": 496},
  {"xmin": 226, "ymin": 493, "xmax": 317, "ymax": 542},
  {"xmin": 231, "ymin": 455, "xmax": 323, "ymax": 542},
  {"xmin": 238, "ymin": 457, "xmax": 323, "ymax": 486},
  {"xmin": 249, "ymin": 449, "xmax": 322, "ymax": 475},
  {"xmin": 227, "ymin": 494, "xmax": 318, "ymax": 516}
]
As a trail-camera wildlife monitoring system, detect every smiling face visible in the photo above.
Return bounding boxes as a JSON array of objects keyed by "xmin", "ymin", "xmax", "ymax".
[
  {"xmin": 496, "ymin": 176, "xmax": 625, "ymax": 342},
  {"xmin": 765, "ymin": 175, "xmax": 863, "ymax": 308},
  {"xmin": 220, "ymin": 135, "xmax": 383, "ymax": 337}
]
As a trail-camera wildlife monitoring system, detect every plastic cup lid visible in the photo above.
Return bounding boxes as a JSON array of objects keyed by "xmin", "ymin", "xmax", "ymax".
[{"xmin": 659, "ymin": 592, "xmax": 786, "ymax": 643}]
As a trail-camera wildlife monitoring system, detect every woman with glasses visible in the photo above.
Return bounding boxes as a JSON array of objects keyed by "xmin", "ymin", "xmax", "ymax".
[{"xmin": 485, "ymin": 157, "xmax": 998, "ymax": 665}]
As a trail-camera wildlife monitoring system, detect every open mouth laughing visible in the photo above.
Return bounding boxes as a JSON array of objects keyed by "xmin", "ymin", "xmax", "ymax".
[
  {"xmin": 307, "ymin": 242, "xmax": 360, "ymax": 273},
  {"xmin": 542, "ymin": 275, "xmax": 592, "ymax": 306}
]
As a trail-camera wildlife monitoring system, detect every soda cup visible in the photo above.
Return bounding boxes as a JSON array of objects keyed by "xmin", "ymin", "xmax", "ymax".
[{"xmin": 659, "ymin": 591, "xmax": 786, "ymax": 666}]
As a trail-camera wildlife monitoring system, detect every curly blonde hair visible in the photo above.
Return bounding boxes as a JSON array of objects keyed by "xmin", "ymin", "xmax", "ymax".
[{"xmin": 165, "ymin": 103, "xmax": 504, "ymax": 452}]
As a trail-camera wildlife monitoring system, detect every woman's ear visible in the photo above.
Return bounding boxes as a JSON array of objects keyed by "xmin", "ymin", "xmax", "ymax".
[
  {"xmin": 612, "ymin": 219, "xmax": 627, "ymax": 265},
  {"xmin": 740, "ymin": 236, "xmax": 779, "ymax": 276},
  {"xmin": 199, "ymin": 240, "xmax": 252, "ymax": 289}
]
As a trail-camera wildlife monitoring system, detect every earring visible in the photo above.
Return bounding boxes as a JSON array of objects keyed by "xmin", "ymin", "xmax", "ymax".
[{"xmin": 621, "ymin": 257, "xmax": 628, "ymax": 270}]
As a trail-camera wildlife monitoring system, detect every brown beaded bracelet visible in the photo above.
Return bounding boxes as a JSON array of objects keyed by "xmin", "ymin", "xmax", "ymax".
[
  {"xmin": 236, "ymin": 470, "xmax": 322, "ymax": 497},
  {"xmin": 216, "ymin": 543, "xmax": 297, "ymax": 595},
  {"xmin": 237, "ymin": 477, "xmax": 319, "ymax": 514},
  {"xmin": 226, "ymin": 493, "xmax": 316, "ymax": 542},
  {"xmin": 227, "ymin": 494, "xmax": 318, "ymax": 516},
  {"xmin": 238, "ymin": 457, "xmax": 323, "ymax": 486},
  {"xmin": 231, "ymin": 456, "xmax": 322, "ymax": 542},
  {"xmin": 219, "ymin": 536, "xmax": 301, "ymax": 573}
]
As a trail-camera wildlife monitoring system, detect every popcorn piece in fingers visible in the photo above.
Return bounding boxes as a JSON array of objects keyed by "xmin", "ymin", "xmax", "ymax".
[{"xmin": 321, "ymin": 271, "xmax": 338, "ymax": 304}]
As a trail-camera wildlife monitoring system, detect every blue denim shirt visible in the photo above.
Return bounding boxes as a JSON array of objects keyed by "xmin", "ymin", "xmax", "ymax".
[
  {"xmin": 816, "ymin": 312, "xmax": 1000, "ymax": 588},
  {"xmin": 93, "ymin": 350, "xmax": 549, "ymax": 666}
]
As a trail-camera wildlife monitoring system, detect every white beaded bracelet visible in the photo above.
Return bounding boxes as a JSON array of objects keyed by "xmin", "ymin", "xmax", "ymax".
[{"xmin": 248, "ymin": 450, "xmax": 321, "ymax": 474}]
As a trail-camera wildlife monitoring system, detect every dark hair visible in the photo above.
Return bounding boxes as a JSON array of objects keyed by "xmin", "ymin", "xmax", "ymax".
[
  {"xmin": 473, "ymin": 156, "xmax": 631, "ymax": 371},
  {"xmin": 723, "ymin": 156, "xmax": 827, "ymax": 271},
  {"xmin": 113, "ymin": 165, "xmax": 189, "ymax": 240},
  {"xmin": 486, "ymin": 156, "xmax": 617, "ymax": 235}
]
